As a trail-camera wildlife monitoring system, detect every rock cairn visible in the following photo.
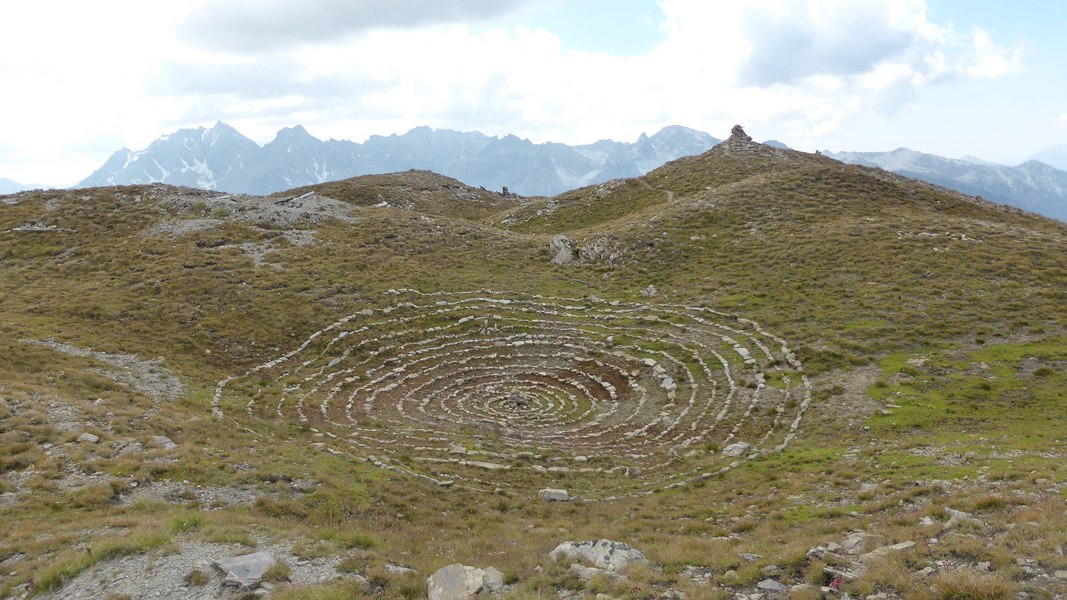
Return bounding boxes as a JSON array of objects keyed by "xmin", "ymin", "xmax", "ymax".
[
  {"xmin": 214, "ymin": 290, "xmax": 811, "ymax": 499},
  {"xmin": 717, "ymin": 124, "xmax": 788, "ymax": 160}
]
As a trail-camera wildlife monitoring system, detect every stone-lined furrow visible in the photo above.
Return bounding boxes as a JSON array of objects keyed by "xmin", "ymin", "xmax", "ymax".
[{"xmin": 216, "ymin": 290, "xmax": 812, "ymax": 499}]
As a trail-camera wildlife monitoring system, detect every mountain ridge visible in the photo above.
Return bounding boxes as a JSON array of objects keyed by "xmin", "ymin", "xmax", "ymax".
[
  {"xmin": 68, "ymin": 122, "xmax": 1067, "ymax": 222},
  {"xmin": 77, "ymin": 122, "xmax": 723, "ymax": 198},
  {"xmin": 826, "ymin": 147, "xmax": 1067, "ymax": 222}
]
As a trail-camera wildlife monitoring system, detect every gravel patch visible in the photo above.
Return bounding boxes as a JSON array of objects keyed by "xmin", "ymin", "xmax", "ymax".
[
  {"xmin": 20, "ymin": 339, "xmax": 183, "ymax": 403},
  {"xmin": 36, "ymin": 541, "xmax": 358, "ymax": 600}
]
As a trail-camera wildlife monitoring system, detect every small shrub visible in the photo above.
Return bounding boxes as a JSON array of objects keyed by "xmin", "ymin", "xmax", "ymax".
[
  {"xmin": 183, "ymin": 569, "xmax": 209, "ymax": 586},
  {"xmin": 263, "ymin": 560, "xmax": 292, "ymax": 583},
  {"xmin": 930, "ymin": 570, "xmax": 1014, "ymax": 600},
  {"xmin": 167, "ymin": 511, "xmax": 204, "ymax": 534},
  {"xmin": 345, "ymin": 533, "xmax": 376, "ymax": 550}
]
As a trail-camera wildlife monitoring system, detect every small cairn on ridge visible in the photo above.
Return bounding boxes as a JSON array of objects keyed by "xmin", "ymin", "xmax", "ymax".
[{"xmin": 717, "ymin": 124, "xmax": 788, "ymax": 159}]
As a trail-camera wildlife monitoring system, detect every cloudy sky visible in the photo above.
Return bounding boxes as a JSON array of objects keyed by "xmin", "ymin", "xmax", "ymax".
[{"xmin": 1, "ymin": 0, "xmax": 1064, "ymax": 186}]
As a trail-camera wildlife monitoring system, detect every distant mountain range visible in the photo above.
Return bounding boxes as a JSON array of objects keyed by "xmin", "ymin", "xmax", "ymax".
[
  {"xmin": 0, "ymin": 121, "xmax": 1057, "ymax": 222},
  {"xmin": 1029, "ymin": 144, "xmax": 1067, "ymax": 171},
  {"xmin": 76, "ymin": 122, "xmax": 723, "ymax": 197},
  {"xmin": 0, "ymin": 177, "xmax": 50, "ymax": 194},
  {"xmin": 825, "ymin": 148, "xmax": 1067, "ymax": 222}
]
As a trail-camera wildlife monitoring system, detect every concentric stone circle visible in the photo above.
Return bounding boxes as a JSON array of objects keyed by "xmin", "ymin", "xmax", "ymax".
[{"xmin": 214, "ymin": 289, "xmax": 812, "ymax": 499}]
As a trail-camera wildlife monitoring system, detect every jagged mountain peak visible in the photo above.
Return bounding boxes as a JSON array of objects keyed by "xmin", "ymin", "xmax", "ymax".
[
  {"xmin": 78, "ymin": 122, "xmax": 726, "ymax": 197},
  {"xmin": 271, "ymin": 124, "xmax": 318, "ymax": 143}
]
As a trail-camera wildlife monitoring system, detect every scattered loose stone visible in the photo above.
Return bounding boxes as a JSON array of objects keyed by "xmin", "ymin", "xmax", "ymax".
[
  {"xmin": 569, "ymin": 564, "xmax": 618, "ymax": 582},
  {"xmin": 538, "ymin": 488, "xmax": 570, "ymax": 502},
  {"xmin": 859, "ymin": 540, "xmax": 917, "ymax": 564},
  {"xmin": 841, "ymin": 532, "xmax": 868, "ymax": 554},
  {"xmin": 916, "ymin": 567, "xmax": 936, "ymax": 577},
  {"xmin": 759, "ymin": 564, "xmax": 782, "ymax": 576},
  {"xmin": 945, "ymin": 507, "xmax": 981, "ymax": 528},
  {"xmin": 152, "ymin": 435, "xmax": 178, "ymax": 450},
  {"xmin": 756, "ymin": 579, "xmax": 785, "ymax": 591},
  {"xmin": 721, "ymin": 442, "xmax": 750, "ymax": 457},
  {"xmin": 386, "ymin": 562, "xmax": 417, "ymax": 575},
  {"xmin": 77, "ymin": 432, "xmax": 100, "ymax": 444}
]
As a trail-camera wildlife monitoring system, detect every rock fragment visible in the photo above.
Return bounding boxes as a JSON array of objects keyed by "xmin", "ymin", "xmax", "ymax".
[
  {"xmin": 721, "ymin": 442, "xmax": 750, "ymax": 457},
  {"xmin": 538, "ymin": 488, "xmax": 570, "ymax": 502},
  {"xmin": 213, "ymin": 551, "xmax": 277, "ymax": 590}
]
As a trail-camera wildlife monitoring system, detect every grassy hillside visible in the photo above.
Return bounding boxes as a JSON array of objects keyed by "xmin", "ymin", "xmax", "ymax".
[{"xmin": 0, "ymin": 134, "xmax": 1064, "ymax": 599}]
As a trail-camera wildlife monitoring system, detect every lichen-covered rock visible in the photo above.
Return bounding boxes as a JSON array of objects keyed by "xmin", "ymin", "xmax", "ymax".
[
  {"xmin": 549, "ymin": 235, "xmax": 576, "ymax": 265},
  {"xmin": 427, "ymin": 563, "xmax": 502, "ymax": 600},
  {"xmin": 549, "ymin": 539, "xmax": 649, "ymax": 572}
]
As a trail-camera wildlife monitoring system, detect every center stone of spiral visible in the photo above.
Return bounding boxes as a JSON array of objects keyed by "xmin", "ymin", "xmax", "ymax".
[{"xmin": 508, "ymin": 389, "xmax": 528, "ymax": 410}]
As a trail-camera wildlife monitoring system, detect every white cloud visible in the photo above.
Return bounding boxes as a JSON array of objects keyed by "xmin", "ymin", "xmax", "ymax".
[
  {"xmin": 179, "ymin": 0, "xmax": 533, "ymax": 52},
  {"xmin": 964, "ymin": 28, "xmax": 1026, "ymax": 78},
  {"xmin": 1059, "ymin": 114, "xmax": 1067, "ymax": 128}
]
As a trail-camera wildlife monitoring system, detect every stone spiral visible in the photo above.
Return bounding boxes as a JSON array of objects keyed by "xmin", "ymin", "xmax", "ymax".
[{"xmin": 214, "ymin": 290, "xmax": 812, "ymax": 499}]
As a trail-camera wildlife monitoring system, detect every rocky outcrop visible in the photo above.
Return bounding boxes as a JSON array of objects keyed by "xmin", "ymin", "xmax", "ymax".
[
  {"xmin": 426, "ymin": 563, "xmax": 504, "ymax": 600},
  {"xmin": 549, "ymin": 235, "xmax": 617, "ymax": 265},
  {"xmin": 549, "ymin": 539, "xmax": 649, "ymax": 572},
  {"xmin": 577, "ymin": 237, "xmax": 616, "ymax": 262},
  {"xmin": 549, "ymin": 235, "xmax": 576, "ymax": 265}
]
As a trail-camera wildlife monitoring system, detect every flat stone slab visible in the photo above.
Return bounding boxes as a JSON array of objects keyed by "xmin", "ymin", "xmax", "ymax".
[
  {"xmin": 539, "ymin": 488, "xmax": 570, "ymax": 502},
  {"xmin": 213, "ymin": 551, "xmax": 276, "ymax": 589}
]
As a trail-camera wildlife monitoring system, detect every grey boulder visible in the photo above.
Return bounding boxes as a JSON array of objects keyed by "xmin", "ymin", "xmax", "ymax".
[
  {"xmin": 549, "ymin": 539, "xmax": 649, "ymax": 572},
  {"xmin": 427, "ymin": 563, "xmax": 504, "ymax": 600},
  {"xmin": 549, "ymin": 235, "xmax": 576, "ymax": 265}
]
